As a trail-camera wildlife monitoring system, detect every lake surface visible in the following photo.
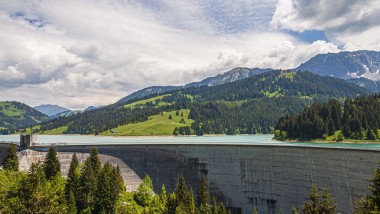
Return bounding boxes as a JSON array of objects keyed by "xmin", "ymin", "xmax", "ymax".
[{"xmin": 1, "ymin": 134, "xmax": 380, "ymax": 150}]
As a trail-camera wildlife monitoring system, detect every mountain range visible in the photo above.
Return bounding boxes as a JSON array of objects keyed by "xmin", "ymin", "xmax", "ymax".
[
  {"xmin": 38, "ymin": 70, "xmax": 368, "ymax": 135},
  {"xmin": 1, "ymin": 50, "xmax": 379, "ymax": 136},
  {"xmin": 117, "ymin": 50, "xmax": 380, "ymax": 103}
]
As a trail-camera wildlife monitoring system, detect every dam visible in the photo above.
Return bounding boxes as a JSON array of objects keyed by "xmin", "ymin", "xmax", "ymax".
[{"xmin": 1, "ymin": 135, "xmax": 380, "ymax": 214}]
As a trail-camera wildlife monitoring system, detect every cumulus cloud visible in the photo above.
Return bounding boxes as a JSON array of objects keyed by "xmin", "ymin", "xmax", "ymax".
[
  {"xmin": 271, "ymin": 0, "xmax": 380, "ymax": 50},
  {"xmin": 0, "ymin": 0, "xmax": 346, "ymax": 108}
]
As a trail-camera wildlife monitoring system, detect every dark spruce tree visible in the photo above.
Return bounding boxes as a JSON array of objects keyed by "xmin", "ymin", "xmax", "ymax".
[
  {"xmin": 196, "ymin": 175, "xmax": 210, "ymax": 209},
  {"xmin": 2, "ymin": 143, "xmax": 19, "ymax": 171},
  {"xmin": 43, "ymin": 146, "xmax": 61, "ymax": 180},
  {"xmin": 94, "ymin": 162, "xmax": 114, "ymax": 214},
  {"xmin": 65, "ymin": 153, "xmax": 80, "ymax": 204}
]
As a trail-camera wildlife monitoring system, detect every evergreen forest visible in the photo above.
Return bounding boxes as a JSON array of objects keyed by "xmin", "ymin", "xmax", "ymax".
[{"xmin": 275, "ymin": 94, "xmax": 380, "ymax": 141}]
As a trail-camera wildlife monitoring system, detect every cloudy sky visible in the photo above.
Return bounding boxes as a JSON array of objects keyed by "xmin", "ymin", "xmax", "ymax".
[{"xmin": 0, "ymin": 0, "xmax": 379, "ymax": 109}]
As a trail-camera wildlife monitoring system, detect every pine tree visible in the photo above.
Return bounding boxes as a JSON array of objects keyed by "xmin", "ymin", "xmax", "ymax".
[
  {"xmin": 67, "ymin": 190, "xmax": 77, "ymax": 214},
  {"xmin": 370, "ymin": 162, "xmax": 380, "ymax": 208},
  {"xmin": 175, "ymin": 175, "xmax": 188, "ymax": 203},
  {"xmin": 2, "ymin": 143, "xmax": 18, "ymax": 171},
  {"xmin": 160, "ymin": 184, "xmax": 167, "ymax": 206},
  {"xmin": 301, "ymin": 183, "xmax": 337, "ymax": 214},
  {"xmin": 94, "ymin": 162, "xmax": 114, "ymax": 214},
  {"xmin": 173, "ymin": 127, "xmax": 179, "ymax": 136},
  {"xmin": 112, "ymin": 165, "xmax": 125, "ymax": 197},
  {"xmin": 167, "ymin": 193, "xmax": 178, "ymax": 214},
  {"xmin": 218, "ymin": 203, "xmax": 227, "ymax": 214},
  {"xmin": 43, "ymin": 146, "xmax": 61, "ymax": 180},
  {"xmin": 89, "ymin": 147, "xmax": 102, "ymax": 176},
  {"xmin": 187, "ymin": 188, "xmax": 195, "ymax": 214},
  {"xmin": 77, "ymin": 158, "xmax": 97, "ymax": 212},
  {"xmin": 66, "ymin": 153, "xmax": 80, "ymax": 200},
  {"xmin": 211, "ymin": 197, "xmax": 218, "ymax": 214},
  {"xmin": 135, "ymin": 175, "xmax": 154, "ymax": 207},
  {"xmin": 197, "ymin": 175, "xmax": 210, "ymax": 208}
]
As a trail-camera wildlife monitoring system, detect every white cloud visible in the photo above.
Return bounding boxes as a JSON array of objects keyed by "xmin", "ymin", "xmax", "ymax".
[
  {"xmin": 0, "ymin": 0, "xmax": 349, "ymax": 108},
  {"xmin": 271, "ymin": 0, "xmax": 380, "ymax": 50}
]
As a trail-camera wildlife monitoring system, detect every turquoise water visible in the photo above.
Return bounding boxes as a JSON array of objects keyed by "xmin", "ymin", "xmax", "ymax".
[{"xmin": 1, "ymin": 134, "xmax": 380, "ymax": 150}]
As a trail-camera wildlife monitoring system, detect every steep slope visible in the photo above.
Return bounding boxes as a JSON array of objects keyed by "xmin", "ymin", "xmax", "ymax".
[
  {"xmin": 185, "ymin": 67, "xmax": 271, "ymax": 88},
  {"xmin": 0, "ymin": 101, "xmax": 48, "ymax": 134},
  {"xmin": 116, "ymin": 86, "xmax": 181, "ymax": 104},
  {"xmin": 296, "ymin": 50, "xmax": 380, "ymax": 80},
  {"xmin": 347, "ymin": 78, "xmax": 380, "ymax": 92},
  {"xmin": 34, "ymin": 104, "xmax": 71, "ymax": 117},
  {"xmin": 40, "ymin": 70, "xmax": 368, "ymax": 135}
]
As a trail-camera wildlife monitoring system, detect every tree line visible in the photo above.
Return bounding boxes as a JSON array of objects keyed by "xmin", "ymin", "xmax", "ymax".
[
  {"xmin": 0, "ymin": 144, "xmax": 229, "ymax": 214},
  {"xmin": 275, "ymin": 94, "xmax": 380, "ymax": 141}
]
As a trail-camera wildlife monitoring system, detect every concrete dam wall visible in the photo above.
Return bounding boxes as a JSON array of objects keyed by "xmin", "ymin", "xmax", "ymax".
[{"xmin": 1, "ymin": 143, "xmax": 380, "ymax": 214}]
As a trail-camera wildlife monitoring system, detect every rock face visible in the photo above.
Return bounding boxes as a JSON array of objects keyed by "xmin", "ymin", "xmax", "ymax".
[
  {"xmin": 10, "ymin": 144, "xmax": 380, "ymax": 214},
  {"xmin": 296, "ymin": 50, "xmax": 380, "ymax": 80}
]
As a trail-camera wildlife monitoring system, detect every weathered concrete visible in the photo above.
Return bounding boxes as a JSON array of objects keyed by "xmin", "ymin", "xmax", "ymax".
[{"xmin": 2, "ymin": 143, "xmax": 380, "ymax": 214}]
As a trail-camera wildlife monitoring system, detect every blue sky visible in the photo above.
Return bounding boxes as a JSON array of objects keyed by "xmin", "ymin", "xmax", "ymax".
[{"xmin": 0, "ymin": 0, "xmax": 379, "ymax": 108}]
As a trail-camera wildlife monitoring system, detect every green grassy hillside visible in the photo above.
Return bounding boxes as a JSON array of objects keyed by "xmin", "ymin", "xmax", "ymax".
[
  {"xmin": 0, "ymin": 101, "xmax": 48, "ymax": 134},
  {"xmin": 101, "ymin": 109, "xmax": 193, "ymax": 136}
]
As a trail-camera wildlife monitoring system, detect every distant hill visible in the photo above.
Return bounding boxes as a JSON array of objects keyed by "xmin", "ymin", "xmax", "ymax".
[
  {"xmin": 34, "ymin": 104, "xmax": 71, "ymax": 117},
  {"xmin": 0, "ymin": 101, "xmax": 48, "ymax": 134},
  {"xmin": 40, "ymin": 70, "xmax": 368, "ymax": 135},
  {"xmin": 295, "ymin": 50, "xmax": 380, "ymax": 81}
]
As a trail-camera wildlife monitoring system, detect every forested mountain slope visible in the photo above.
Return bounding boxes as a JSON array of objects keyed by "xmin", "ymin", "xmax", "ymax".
[
  {"xmin": 0, "ymin": 101, "xmax": 48, "ymax": 134},
  {"xmin": 39, "ymin": 70, "xmax": 368, "ymax": 135},
  {"xmin": 275, "ymin": 94, "xmax": 380, "ymax": 141}
]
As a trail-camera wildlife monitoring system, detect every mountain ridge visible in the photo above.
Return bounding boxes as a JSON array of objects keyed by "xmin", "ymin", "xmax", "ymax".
[{"xmin": 117, "ymin": 50, "xmax": 380, "ymax": 104}]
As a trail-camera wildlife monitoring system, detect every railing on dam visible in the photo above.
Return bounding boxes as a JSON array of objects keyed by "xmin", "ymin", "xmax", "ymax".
[{"xmin": 0, "ymin": 140, "xmax": 19, "ymax": 146}]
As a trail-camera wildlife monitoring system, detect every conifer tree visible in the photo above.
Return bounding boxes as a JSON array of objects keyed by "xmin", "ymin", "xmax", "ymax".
[
  {"xmin": 43, "ymin": 146, "xmax": 61, "ymax": 180},
  {"xmin": 197, "ymin": 175, "xmax": 210, "ymax": 208},
  {"xmin": 301, "ymin": 183, "xmax": 337, "ymax": 214},
  {"xmin": 167, "ymin": 193, "xmax": 178, "ymax": 214},
  {"xmin": 218, "ymin": 203, "xmax": 227, "ymax": 214},
  {"xmin": 175, "ymin": 175, "xmax": 188, "ymax": 203},
  {"xmin": 187, "ymin": 188, "xmax": 195, "ymax": 214},
  {"xmin": 89, "ymin": 147, "xmax": 102, "ymax": 176},
  {"xmin": 94, "ymin": 162, "xmax": 114, "ymax": 214},
  {"xmin": 135, "ymin": 175, "xmax": 155, "ymax": 207},
  {"xmin": 2, "ymin": 143, "xmax": 18, "ymax": 171},
  {"xmin": 66, "ymin": 153, "xmax": 80, "ymax": 201},
  {"xmin": 77, "ymin": 158, "xmax": 97, "ymax": 212},
  {"xmin": 67, "ymin": 190, "xmax": 77, "ymax": 214},
  {"xmin": 160, "ymin": 184, "xmax": 167, "ymax": 205},
  {"xmin": 370, "ymin": 162, "xmax": 380, "ymax": 208},
  {"xmin": 112, "ymin": 165, "xmax": 125, "ymax": 198},
  {"xmin": 211, "ymin": 197, "xmax": 218, "ymax": 214}
]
